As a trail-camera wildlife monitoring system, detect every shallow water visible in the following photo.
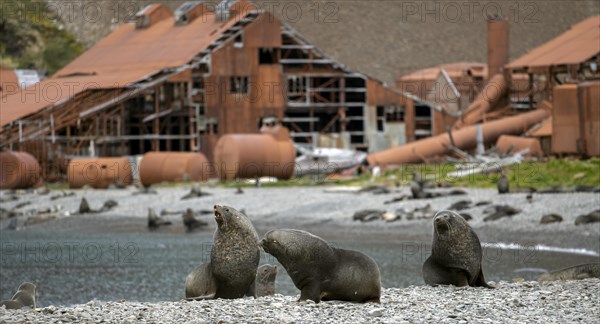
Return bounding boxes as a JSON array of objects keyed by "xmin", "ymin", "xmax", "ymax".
[{"xmin": 0, "ymin": 229, "xmax": 598, "ymax": 307}]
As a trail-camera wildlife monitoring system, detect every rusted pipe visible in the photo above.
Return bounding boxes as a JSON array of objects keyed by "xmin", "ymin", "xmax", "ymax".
[
  {"xmin": 487, "ymin": 17, "xmax": 509, "ymax": 79},
  {"xmin": 0, "ymin": 151, "xmax": 42, "ymax": 189},
  {"xmin": 496, "ymin": 135, "xmax": 543, "ymax": 158},
  {"xmin": 367, "ymin": 109, "xmax": 550, "ymax": 166},
  {"xmin": 139, "ymin": 152, "xmax": 210, "ymax": 186},
  {"xmin": 455, "ymin": 74, "xmax": 508, "ymax": 128},
  {"xmin": 68, "ymin": 157, "xmax": 133, "ymax": 189}
]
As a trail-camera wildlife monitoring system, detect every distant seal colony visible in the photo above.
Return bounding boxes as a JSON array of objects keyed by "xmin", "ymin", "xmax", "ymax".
[
  {"xmin": 423, "ymin": 210, "xmax": 492, "ymax": 288},
  {"xmin": 261, "ymin": 229, "xmax": 381, "ymax": 303}
]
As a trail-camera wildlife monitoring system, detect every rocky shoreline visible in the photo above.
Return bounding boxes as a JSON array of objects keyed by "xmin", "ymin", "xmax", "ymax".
[{"xmin": 2, "ymin": 280, "xmax": 599, "ymax": 323}]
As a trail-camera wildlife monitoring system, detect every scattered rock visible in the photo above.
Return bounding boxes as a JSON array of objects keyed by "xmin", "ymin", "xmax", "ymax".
[
  {"xmin": 352, "ymin": 209, "xmax": 385, "ymax": 222},
  {"xmin": 483, "ymin": 205, "xmax": 521, "ymax": 222},
  {"xmin": 540, "ymin": 214, "xmax": 563, "ymax": 224},
  {"xmin": 575, "ymin": 210, "xmax": 600, "ymax": 225},
  {"xmin": 446, "ymin": 200, "xmax": 472, "ymax": 211}
]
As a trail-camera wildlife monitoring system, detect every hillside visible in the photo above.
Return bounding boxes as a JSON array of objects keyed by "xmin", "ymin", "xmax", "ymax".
[{"xmin": 36, "ymin": 0, "xmax": 600, "ymax": 83}]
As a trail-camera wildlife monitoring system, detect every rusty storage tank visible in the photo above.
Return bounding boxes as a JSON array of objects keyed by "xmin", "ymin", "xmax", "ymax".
[
  {"xmin": 68, "ymin": 157, "xmax": 134, "ymax": 189},
  {"xmin": 496, "ymin": 135, "xmax": 543, "ymax": 158},
  {"xmin": 213, "ymin": 126, "xmax": 296, "ymax": 180},
  {"xmin": 139, "ymin": 152, "xmax": 210, "ymax": 186},
  {"xmin": 0, "ymin": 151, "xmax": 41, "ymax": 189}
]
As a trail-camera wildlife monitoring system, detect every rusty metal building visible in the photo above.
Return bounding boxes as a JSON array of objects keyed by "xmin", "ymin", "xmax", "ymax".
[
  {"xmin": 0, "ymin": 1, "xmax": 427, "ymax": 178},
  {"xmin": 506, "ymin": 15, "xmax": 600, "ymax": 157}
]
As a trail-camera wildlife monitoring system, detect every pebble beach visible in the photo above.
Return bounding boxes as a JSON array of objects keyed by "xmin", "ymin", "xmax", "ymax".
[
  {"xmin": 2, "ymin": 280, "xmax": 599, "ymax": 323},
  {"xmin": 1, "ymin": 185, "xmax": 599, "ymax": 322}
]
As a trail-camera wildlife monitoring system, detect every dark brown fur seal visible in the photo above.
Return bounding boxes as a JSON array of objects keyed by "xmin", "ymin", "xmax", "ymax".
[
  {"xmin": 256, "ymin": 264, "xmax": 278, "ymax": 297},
  {"xmin": 423, "ymin": 210, "xmax": 491, "ymax": 288},
  {"xmin": 538, "ymin": 263, "xmax": 600, "ymax": 281},
  {"xmin": 185, "ymin": 205, "xmax": 260, "ymax": 299},
  {"xmin": 261, "ymin": 229, "xmax": 381, "ymax": 303}
]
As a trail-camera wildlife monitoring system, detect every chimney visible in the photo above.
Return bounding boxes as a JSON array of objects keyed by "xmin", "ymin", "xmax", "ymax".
[
  {"xmin": 487, "ymin": 16, "xmax": 509, "ymax": 80},
  {"xmin": 175, "ymin": 1, "xmax": 211, "ymax": 25},
  {"xmin": 134, "ymin": 4, "xmax": 173, "ymax": 29}
]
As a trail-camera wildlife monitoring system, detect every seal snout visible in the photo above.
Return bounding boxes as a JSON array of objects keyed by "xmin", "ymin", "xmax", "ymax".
[{"xmin": 214, "ymin": 205, "xmax": 223, "ymax": 222}]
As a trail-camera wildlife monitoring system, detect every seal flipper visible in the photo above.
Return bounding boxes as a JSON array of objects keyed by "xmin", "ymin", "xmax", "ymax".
[
  {"xmin": 299, "ymin": 283, "xmax": 321, "ymax": 303},
  {"xmin": 185, "ymin": 293, "xmax": 217, "ymax": 301},
  {"xmin": 245, "ymin": 279, "xmax": 256, "ymax": 298},
  {"xmin": 474, "ymin": 268, "xmax": 494, "ymax": 288}
]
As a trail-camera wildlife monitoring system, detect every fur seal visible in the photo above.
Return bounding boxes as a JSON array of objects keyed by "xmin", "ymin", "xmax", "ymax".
[
  {"xmin": 260, "ymin": 229, "xmax": 381, "ymax": 303},
  {"xmin": 148, "ymin": 208, "xmax": 172, "ymax": 230},
  {"xmin": 0, "ymin": 282, "xmax": 36, "ymax": 309},
  {"xmin": 538, "ymin": 263, "xmax": 600, "ymax": 281},
  {"xmin": 185, "ymin": 262, "xmax": 218, "ymax": 299},
  {"xmin": 183, "ymin": 208, "xmax": 208, "ymax": 232},
  {"xmin": 256, "ymin": 264, "xmax": 278, "ymax": 297},
  {"xmin": 186, "ymin": 205, "xmax": 260, "ymax": 299},
  {"xmin": 497, "ymin": 173, "xmax": 509, "ymax": 194},
  {"xmin": 423, "ymin": 210, "xmax": 491, "ymax": 288}
]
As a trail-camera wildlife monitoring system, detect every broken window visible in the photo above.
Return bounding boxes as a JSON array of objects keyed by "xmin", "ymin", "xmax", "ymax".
[
  {"xmin": 385, "ymin": 105, "xmax": 405, "ymax": 122},
  {"xmin": 230, "ymin": 77, "xmax": 249, "ymax": 93},
  {"xmin": 234, "ymin": 32, "xmax": 243, "ymax": 48},
  {"xmin": 376, "ymin": 106, "xmax": 385, "ymax": 132},
  {"xmin": 259, "ymin": 48, "xmax": 279, "ymax": 64}
]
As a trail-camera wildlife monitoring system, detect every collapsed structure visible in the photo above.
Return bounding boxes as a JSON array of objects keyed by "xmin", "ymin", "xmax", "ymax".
[
  {"xmin": 0, "ymin": 0, "xmax": 430, "ymax": 180},
  {"xmin": 369, "ymin": 15, "xmax": 600, "ymax": 167}
]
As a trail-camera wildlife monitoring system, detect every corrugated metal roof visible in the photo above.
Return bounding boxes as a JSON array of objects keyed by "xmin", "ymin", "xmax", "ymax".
[
  {"xmin": 55, "ymin": 5, "xmax": 245, "ymax": 77},
  {"xmin": 0, "ymin": 69, "xmax": 156, "ymax": 126},
  {"xmin": 1, "ymin": 2, "xmax": 253, "ymax": 127},
  {"xmin": 507, "ymin": 15, "xmax": 600, "ymax": 69}
]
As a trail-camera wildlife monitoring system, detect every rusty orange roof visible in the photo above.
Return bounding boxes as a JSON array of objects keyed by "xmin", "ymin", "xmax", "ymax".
[
  {"xmin": 55, "ymin": 4, "xmax": 249, "ymax": 77},
  {"xmin": 0, "ymin": 69, "xmax": 154, "ymax": 126},
  {"xmin": 399, "ymin": 62, "xmax": 488, "ymax": 81},
  {"xmin": 507, "ymin": 15, "xmax": 600, "ymax": 69},
  {"xmin": 1, "ymin": 1, "xmax": 257, "ymax": 127},
  {"xmin": 0, "ymin": 67, "xmax": 18, "ymax": 98}
]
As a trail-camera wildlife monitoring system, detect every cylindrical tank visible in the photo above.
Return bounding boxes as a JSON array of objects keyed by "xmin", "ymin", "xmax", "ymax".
[
  {"xmin": 0, "ymin": 151, "xmax": 41, "ymax": 189},
  {"xmin": 139, "ymin": 152, "xmax": 210, "ymax": 186},
  {"xmin": 214, "ymin": 126, "xmax": 296, "ymax": 180},
  {"xmin": 496, "ymin": 135, "xmax": 543, "ymax": 158},
  {"xmin": 68, "ymin": 157, "xmax": 133, "ymax": 189},
  {"xmin": 367, "ymin": 108, "xmax": 550, "ymax": 166}
]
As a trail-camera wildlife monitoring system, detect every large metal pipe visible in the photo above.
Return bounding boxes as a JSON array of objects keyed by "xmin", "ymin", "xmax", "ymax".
[
  {"xmin": 367, "ymin": 108, "xmax": 550, "ymax": 166},
  {"xmin": 213, "ymin": 126, "xmax": 296, "ymax": 180},
  {"xmin": 455, "ymin": 74, "xmax": 508, "ymax": 128},
  {"xmin": 68, "ymin": 157, "xmax": 134, "ymax": 189},
  {"xmin": 139, "ymin": 152, "xmax": 210, "ymax": 186},
  {"xmin": 0, "ymin": 151, "xmax": 41, "ymax": 189}
]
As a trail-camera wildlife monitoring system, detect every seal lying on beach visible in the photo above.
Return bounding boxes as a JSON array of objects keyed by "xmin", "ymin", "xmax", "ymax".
[
  {"xmin": 261, "ymin": 229, "xmax": 381, "ymax": 303},
  {"xmin": 537, "ymin": 263, "xmax": 600, "ymax": 281},
  {"xmin": 0, "ymin": 282, "xmax": 36, "ymax": 309},
  {"xmin": 256, "ymin": 264, "xmax": 278, "ymax": 297},
  {"xmin": 185, "ymin": 205, "xmax": 260, "ymax": 299},
  {"xmin": 423, "ymin": 210, "xmax": 492, "ymax": 288}
]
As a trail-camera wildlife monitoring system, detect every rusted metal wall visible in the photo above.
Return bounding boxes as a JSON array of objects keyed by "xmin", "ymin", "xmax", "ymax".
[
  {"xmin": 552, "ymin": 82, "xmax": 600, "ymax": 156},
  {"xmin": 213, "ymin": 126, "xmax": 296, "ymax": 180},
  {"xmin": 496, "ymin": 135, "xmax": 543, "ymax": 158},
  {"xmin": 367, "ymin": 108, "xmax": 550, "ymax": 166},
  {"xmin": 68, "ymin": 157, "xmax": 133, "ymax": 189},
  {"xmin": 0, "ymin": 151, "xmax": 41, "ymax": 189},
  {"xmin": 487, "ymin": 17, "xmax": 509, "ymax": 79},
  {"xmin": 139, "ymin": 152, "xmax": 210, "ymax": 186}
]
